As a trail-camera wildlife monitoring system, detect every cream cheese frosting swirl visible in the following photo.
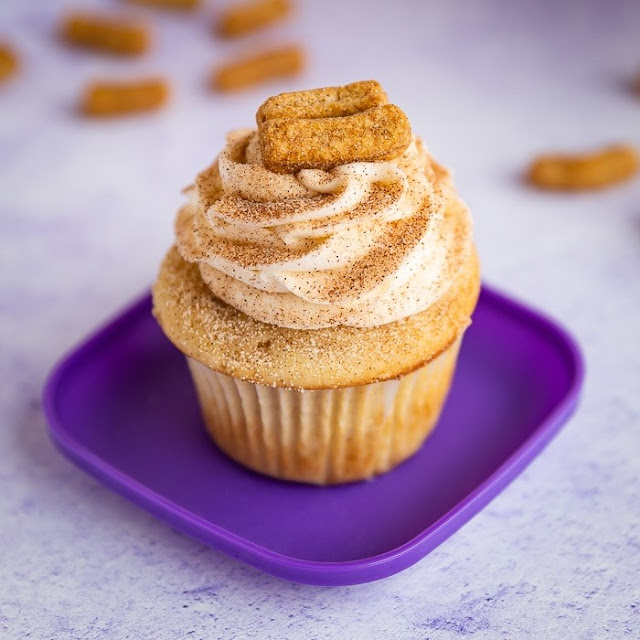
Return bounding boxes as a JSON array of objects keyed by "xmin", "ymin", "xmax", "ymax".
[{"xmin": 175, "ymin": 129, "xmax": 473, "ymax": 329}]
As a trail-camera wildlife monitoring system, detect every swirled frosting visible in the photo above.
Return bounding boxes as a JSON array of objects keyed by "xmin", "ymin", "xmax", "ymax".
[{"xmin": 175, "ymin": 129, "xmax": 473, "ymax": 329}]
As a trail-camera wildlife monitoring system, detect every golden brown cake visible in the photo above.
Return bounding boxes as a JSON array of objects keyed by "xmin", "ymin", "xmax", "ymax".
[{"xmin": 153, "ymin": 81, "xmax": 480, "ymax": 484}]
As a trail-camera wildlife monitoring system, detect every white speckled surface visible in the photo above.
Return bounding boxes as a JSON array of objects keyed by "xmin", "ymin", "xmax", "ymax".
[{"xmin": 1, "ymin": 0, "xmax": 639, "ymax": 637}]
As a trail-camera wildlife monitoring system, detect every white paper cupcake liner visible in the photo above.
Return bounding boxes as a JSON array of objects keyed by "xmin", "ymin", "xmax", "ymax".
[{"xmin": 187, "ymin": 337, "xmax": 462, "ymax": 485}]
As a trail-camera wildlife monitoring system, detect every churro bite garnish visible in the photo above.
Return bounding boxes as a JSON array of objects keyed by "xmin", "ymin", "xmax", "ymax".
[
  {"xmin": 217, "ymin": 0, "xmax": 292, "ymax": 38},
  {"xmin": 528, "ymin": 144, "xmax": 639, "ymax": 190},
  {"xmin": 61, "ymin": 12, "xmax": 150, "ymax": 56},
  {"xmin": 0, "ymin": 44, "xmax": 18, "ymax": 84},
  {"xmin": 81, "ymin": 78, "xmax": 169, "ymax": 116},
  {"xmin": 256, "ymin": 79, "xmax": 387, "ymax": 122},
  {"xmin": 256, "ymin": 81, "xmax": 412, "ymax": 173},
  {"xmin": 211, "ymin": 44, "xmax": 304, "ymax": 92}
]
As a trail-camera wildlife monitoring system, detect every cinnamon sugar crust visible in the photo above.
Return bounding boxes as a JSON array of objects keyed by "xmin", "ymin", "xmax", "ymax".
[{"xmin": 152, "ymin": 244, "xmax": 480, "ymax": 390}]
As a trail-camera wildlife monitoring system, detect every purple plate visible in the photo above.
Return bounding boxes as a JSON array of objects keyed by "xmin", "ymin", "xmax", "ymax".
[{"xmin": 43, "ymin": 286, "xmax": 583, "ymax": 586}]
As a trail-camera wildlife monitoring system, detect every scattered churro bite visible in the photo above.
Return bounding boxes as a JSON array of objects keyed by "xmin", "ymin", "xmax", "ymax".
[
  {"xmin": 257, "ymin": 81, "xmax": 412, "ymax": 173},
  {"xmin": 0, "ymin": 43, "xmax": 18, "ymax": 85},
  {"xmin": 211, "ymin": 44, "xmax": 304, "ymax": 92},
  {"xmin": 217, "ymin": 0, "xmax": 292, "ymax": 38},
  {"xmin": 61, "ymin": 12, "xmax": 150, "ymax": 56},
  {"xmin": 127, "ymin": 0, "xmax": 200, "ymax": 10},
  {"xmin": 528, "ymin": 144, "xmax": 639, "ymax": 190},
  {"xmin": 153, "ymin": 80, "xmax": 480, "ymax": 484},
  {"xmin": 81, "ymin": 78, "xmax": 169, "ymax": 116}
]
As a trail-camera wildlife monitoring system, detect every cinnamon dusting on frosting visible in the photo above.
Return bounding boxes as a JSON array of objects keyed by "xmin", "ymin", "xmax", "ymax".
[{"xmin": 174, "ymin": 129, "xmax": 473, "ymax": 329}]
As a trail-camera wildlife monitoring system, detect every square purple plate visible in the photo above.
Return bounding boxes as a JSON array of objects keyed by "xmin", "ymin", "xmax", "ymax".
[{"xmin": 43, "ymin": 286, "xmax": 583, "ymax": 586}]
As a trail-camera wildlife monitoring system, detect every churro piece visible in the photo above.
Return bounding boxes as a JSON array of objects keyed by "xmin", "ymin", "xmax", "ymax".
[
  {"xmin": 257, "ymin": 81, "xmax": 411, "ymax": 172},
  {"xmin": 81, "ymin": 78, "xmax": 169, "ymax": 116},
  {"xmin": 0, "ymin": 44, "xmax": 18, "ymax": 84},
  {"xmin": 217, "ymin": 0, "xmax": 292, "ymax": 38},
  {"xmin": 61, "ymin": 12, "xmax": 150, "ymax": 56},
  {"xmin": 257, "ymin": 80, "xmax": 387, "ymax": 123},
  {"xmin": 211, "ymin": 45, "xmax": 304, "ymax": 92},
  {"xmin": 528, "ymin": 144, "xmax": 639, "ymax": 190},
  {"xmin": 127, "ymin": 0, "xmax": 200, "ymax": 9},
  {"xmin": 259, "ymin": 105, "xmax": 412, "ymax": 173}
]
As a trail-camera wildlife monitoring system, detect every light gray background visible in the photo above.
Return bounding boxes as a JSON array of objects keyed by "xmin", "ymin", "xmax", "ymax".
[{"xmin": 1, "ymin": 0, "xmax": 639, "ymax": 638}]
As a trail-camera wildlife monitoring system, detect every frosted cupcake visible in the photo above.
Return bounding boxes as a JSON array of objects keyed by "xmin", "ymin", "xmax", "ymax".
[{"xmin": 153, "ymin": 81, "xmax": 480, "ymax": 484}]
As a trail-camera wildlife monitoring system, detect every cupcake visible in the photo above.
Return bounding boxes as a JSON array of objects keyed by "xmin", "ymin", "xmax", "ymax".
[{"xmin": 152, "ymin": 80, "xmax": 480, "ymax": 485}]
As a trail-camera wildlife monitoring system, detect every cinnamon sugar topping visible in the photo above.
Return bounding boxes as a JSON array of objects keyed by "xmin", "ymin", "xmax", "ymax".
[
  {"xmin": 169, "ymin": 82, "xmax": 473, "ymax": 328},
  {"xmin": 174, "ymin": 125, "xmax": 472, "ymax": 328}
]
